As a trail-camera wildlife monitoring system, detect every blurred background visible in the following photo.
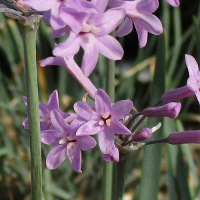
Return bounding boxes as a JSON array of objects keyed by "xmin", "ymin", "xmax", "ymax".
[{"xmin": 1, "ymin": 0, "xmax": 200, "ymax": 199}]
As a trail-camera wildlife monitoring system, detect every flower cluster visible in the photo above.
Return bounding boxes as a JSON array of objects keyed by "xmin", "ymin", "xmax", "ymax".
[
  {"xmin": 19, "ymin": 0, "xmax": 200, "ymax": 173},
  {"xmin": 20, "ymin": 0, "xmax": 179, "ymax": 76}
]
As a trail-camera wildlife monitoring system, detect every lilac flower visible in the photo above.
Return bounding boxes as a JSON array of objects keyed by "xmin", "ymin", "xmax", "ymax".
[
  {"xmin": 74, "ymin": 89, "xmax": 133, "ymax": 161},
  {"xmin": 108, "ymin": 0, "xmax": 163, "ymax": 47},
  {"xmin": 40, "ymin": 56, "xmax": 97, "ymax": 99},
  {"xmin": 22, "ymin": 90, "xmax": 70, "ymax": 130},
  {"xmin": 167, "ymin": 131, "xmax": 200, "ymax": 144},
  {"xmin": 142, "ymin": 102, "xmax": 181, "ymax": 119},
  {"xmin": 52, "ymin": 8, "xmax": 125, "ymax": 76},
  {"xmin": 41, "ymin": 110, "xmax": 96, "ymax": 173},
  {"xmin": 185, "ymin": 54, "xmax": 200, "ymax": 104},
  {"xmin": 165, "ymin": 0, "xmax": 180, "ymax": 7}
]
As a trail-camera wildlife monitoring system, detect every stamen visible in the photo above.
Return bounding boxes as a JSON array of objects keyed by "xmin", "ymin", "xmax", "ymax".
[
  {"xmin": 106, "ymin": 119, "xmax": 111, "ymax": 126},
  {"xmin": 59, "ymin": 137, "xmax": 68, "ymax": 145},
  {"xmin": 99, "ymin": 120, "xmax": 104, "ymax": 126},
  {"xmin": 102, "ymin": 113, "xmax": 110, "ymax": 119}
]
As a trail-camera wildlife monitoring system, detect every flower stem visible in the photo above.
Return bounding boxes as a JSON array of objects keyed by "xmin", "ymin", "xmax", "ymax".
[
  {"xmin": 115, "ymin": 152, "xmax": 129, "ymax": 200},
  {"xmin": 103, "ymin": 58, "xmax": 115, "ymax": 200},
  {"xmin": 21, "ymin": 23, "xmax": 42, "ymax": 200}
]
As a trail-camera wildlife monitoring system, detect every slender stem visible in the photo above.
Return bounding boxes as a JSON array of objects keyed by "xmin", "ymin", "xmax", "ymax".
[
  {"xmin": 21, "ymin": 23, "xmax": 42, "ymax": 200},
  {"xmin": 103, "ymin": 58, "xmax": 115, "ymax": 200},
  {"xmin": 115, "ymin": 152, "xmax": 129, "ymax": 200}
]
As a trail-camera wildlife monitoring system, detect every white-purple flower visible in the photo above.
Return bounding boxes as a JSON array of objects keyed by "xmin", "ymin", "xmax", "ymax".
[
  {"xmin": 108, "ymin": 0, "xmax": 163, "ymax": 47},
  {"xmin": 22, "ymin": 90, "xmax": 70, "ymax": 131},
  {"xmin": 52, "ymin": 8, "xmax": 125, "ymax": 76},
  {"xmin": 41, "ymin": 110, "xmax": 96, "ymax": 173},
  {"xmin": 74, "ymin": 89, "xmax": 133, "ymax": 161}
]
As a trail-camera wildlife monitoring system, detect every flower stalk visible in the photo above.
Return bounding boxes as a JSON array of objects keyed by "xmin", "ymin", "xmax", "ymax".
[
  {"xmin": 103, "ymin": 57, "xmax": 115, "ymax": 200},
  {"xmin": 21, "ymin": 23, "xmax": 42, "ymax": 200}
]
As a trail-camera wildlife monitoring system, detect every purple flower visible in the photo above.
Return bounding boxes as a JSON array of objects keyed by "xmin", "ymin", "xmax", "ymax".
[
  {"xmin": 41, "ymin": 110, "xmax": 96, "ymax": 173},
  {"xmin": 52, "ymin": 8, "xmax": 125, "ymax": 76},
  {"xmin": 165, "ymin": 0, "xmax": 180, "ymax": 7},
  {"xmin": 108, "ymin": 0, "xmax": 163, "ymax": 47},
  {"xmin": 142, "ymin": 102, "xmax": 181, "ymax": 119},
  {"xmin": 22, "ymin": 90, "xmax": 70, "ymax": 131},
  {"xmin": 185, "ymin": 54, "xmax": 200, "ymax": 104},
  {"xmin": 167, "ymin": 131, "xmax": 200, "ymax": 144},
  {"xmin": 74, "ymin": 89, "xmax": 133, "ymax": 161},
  {"xmin": 40, "ymin": 56, "xmax": 97, "ymax": 99}
]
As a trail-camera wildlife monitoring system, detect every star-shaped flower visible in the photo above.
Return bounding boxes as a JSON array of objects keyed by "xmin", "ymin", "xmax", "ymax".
[
  {"xmin": 23, "ymin": 90, "xmax": 70, "ymax": 131},
  {"xmin": 41, "ymin": 110, "xmax": 96, "ymax": 173},
  {"xmin": 108, "ymin": 0, "xmax": 163, "ymax": 48},
  {"xmin": 74, "ymin": 89, "xmax": 133, "ymax": 161}
]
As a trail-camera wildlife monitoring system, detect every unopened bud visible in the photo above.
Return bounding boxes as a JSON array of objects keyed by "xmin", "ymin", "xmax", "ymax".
[
  {"xmin": 167, "ymin": 130, "xmax": 200, "ymax": 144},
  {"xmin": 142, "ymin": 102, "xmax": 181, "ymax": 119}
]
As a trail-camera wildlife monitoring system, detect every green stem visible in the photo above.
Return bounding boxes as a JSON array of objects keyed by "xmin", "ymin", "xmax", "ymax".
[
  {"xmin": 103, "ymin": 58, "xmax": 115, "ymax": 200},
  {"xmin": 21, "ymin": 23, "xmax": 42, "ymax": 200},
  {"xmin": 115, "ymin": 152, "xmax": 129, "ymax": 200}
]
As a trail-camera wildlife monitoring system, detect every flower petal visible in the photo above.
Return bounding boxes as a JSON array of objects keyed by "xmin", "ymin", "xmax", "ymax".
[
  {"xmin": 95, "ymin": 8, "xmax": 125, "ymax": 36},
  {"xmin": 41, "ymin": 130, "xmax": 62, "ymax": 145},
  {"xmin": 67, "ymin": 143, "xmax": 82, "ymax": 173},
  {"xmin": 74, "ymin": 101, "xmax": 97, "ymax": 120},
  {"xmin": 134, "ymin": 20, "xmax": 148, "ymax": 48},
  {"xmin": 98, "ymin": 129, "xmax": 115, "ymax": 154},
  {"xmin": 166, "ymin": 0, "xmax": 180, "ymax": 7},
  {"xmin": 185, "ymin": 54, "xmax": 199, "ymax": 76},
  {"xmin": 47, "ymin": 90, "xmax": 59, "ymax": 110},
  {"xmin": 116, "ymin": 17, "xmax": 133, "ymax": 37},
  {"xmin": 50, "ymin": 110, "xmax": 69, "ymax": 134},
  {"xmin": 40, "ymin": 56, "xmax": 66, "ymax": 67},
  {"xmin": 78, "ymin": 136, "xmax": 97, "ymax": 150},
  {"xmin": 108, "ymin": 119, "xmax": 131, "ymax": 135},
  {"xmin": 96, "ymin": 35, "xmax": 124, "ymax": 60},
  {"xmin": 46, "ymin": 145, "xmax": 67, "ymax": 169},
  {"xmin": 53, "ymin": 33, "xmax": 80, "ymax": 57},
  {"xmin": 76, "ymin": 120, "xmax": 101, "ymax": 136},
  {"xmin": 23, "ymin": 0, "xmax": 57, "ymax": 11},
  {"xmin": 111, "ymin": 100, "xmax": 133, "ymax": 120},
  {"xmin": 81, "ymin": 39, "xmax": 99, "ymax": 76},
  {"xmin": 95, "ymin": 89, "xmax": 112, "ymax": 114}
]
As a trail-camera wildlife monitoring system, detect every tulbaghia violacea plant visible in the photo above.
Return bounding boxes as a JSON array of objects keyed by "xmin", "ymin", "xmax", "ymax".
[{"xmin": 4, "ymin": 0, "xmax": 200, "ymax": 199}]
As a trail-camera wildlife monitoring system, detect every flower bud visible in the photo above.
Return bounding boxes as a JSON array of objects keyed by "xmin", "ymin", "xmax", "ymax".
[
  {"xmin": 132, "ymin": 128, "xmax": 152, "ymax": 142},
  {"xmin": 167, "ymin": 131, "xmax": 200, "ymax": 144},
  {"xmin": 142, "ymin": 102, "xmax": 181, "ymax": 119},
  {"xmin": 161, "ymin": 86, "xmax": 194, "ymax": 104}
]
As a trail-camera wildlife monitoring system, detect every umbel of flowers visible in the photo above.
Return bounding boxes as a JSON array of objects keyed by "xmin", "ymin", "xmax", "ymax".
[
  {"xmin": 22, "ymin": 53, "xmax": 200, "ymax": 172},
  {"xmin": 6, "ymin": 0, "xmax": 196, "ymax": 173}
]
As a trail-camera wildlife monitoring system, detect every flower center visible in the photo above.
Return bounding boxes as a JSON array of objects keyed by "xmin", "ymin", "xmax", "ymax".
[
  {"xmin": 40, "ymin": 114, "xmax": 51, "ymax": 123},
  {"xmin": 99, "ymin": 113, "xmax": 112, "ymax": 126},
  {"xmin": 59, "ymin": 136, "xmax": 77, "ymax": 145},
  {"xmin": 80, "ymin": 21, "xmax": 101, "ymax": 35}
]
